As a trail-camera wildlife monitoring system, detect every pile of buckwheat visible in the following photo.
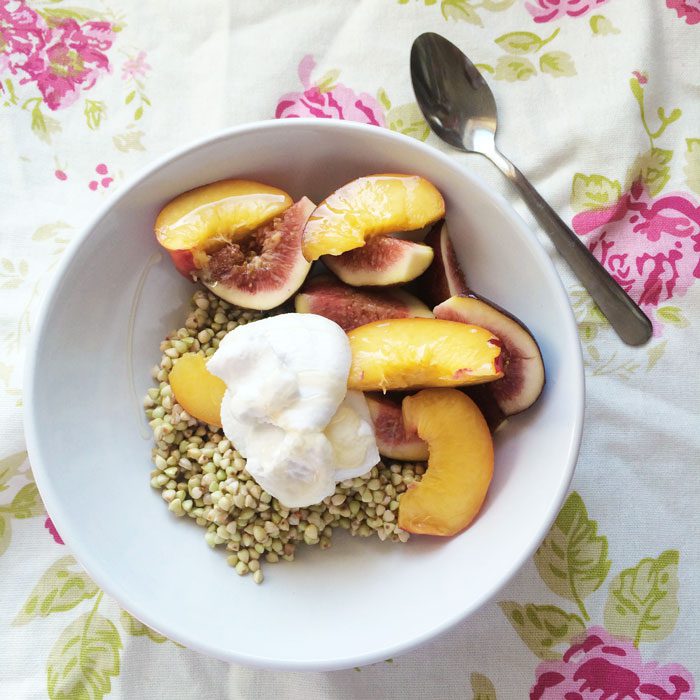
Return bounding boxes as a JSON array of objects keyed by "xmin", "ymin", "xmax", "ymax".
[{"xmin": 144, "ymin": 289, "xmax": 425, "ymax": 583}]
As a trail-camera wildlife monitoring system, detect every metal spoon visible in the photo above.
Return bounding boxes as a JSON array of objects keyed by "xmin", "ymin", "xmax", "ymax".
[{"xmin": 410, "ymin": 32, "xmax": 652, "ymax": 347}]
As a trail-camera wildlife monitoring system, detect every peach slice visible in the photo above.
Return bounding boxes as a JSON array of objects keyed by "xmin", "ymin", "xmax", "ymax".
[
  {"xmin": 155, "ymin": 179, "xmax": 293, "ymax": 276},
  {"xmin": 169, "ymin": 353, "xmax": 226, "ymax": 427},
  {"xmin": 398, "ymin": 389, "xmax": 493, "ymax": 536},
  {"xmin": 301, "ymin": 174, "xmax": 445, "ymax": 261},
  {"xmin": 346, "ymin": 318, "xmax": 503, "ymax": 392}
]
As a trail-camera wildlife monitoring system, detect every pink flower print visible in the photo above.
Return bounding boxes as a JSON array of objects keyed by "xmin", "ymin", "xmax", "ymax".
[
  {"xmin": 88, "ymin": 162, "xmax": 113, "ymax": 190},
  {"xmin": 572, "ymin": 181, "xmax": 700, "ymax": 333},
  {"xmin": 121, "ymin": 50, "xmax": 150, "ymax": 80},
  {"xmin": 531, "ymin": 627, "xmax": 697, "ymax": 700},
  {"xmin": 44, "ymin": 517, "xmax": 64, "ymax": 544},
  {"xmin": 666, "ymin": 0, "xmax": 700, "ymax": 24},
  {"xmin": 0, "ymin": 0, "xmax": 45, "ymax": 74},
  {"xmin": 20, "ymin": 18, "xmax": 115, "ymax": 110},
  {"xmin": 275, "ymin": 54, "xmax": 385, "ymax": 126},
  {"xmin": 632, "ymin": 70, "xmax": 648, "ymax": 85},
  {"xmin": 525, "ymin": 0, "xmax": 609, "ymax": 23}
]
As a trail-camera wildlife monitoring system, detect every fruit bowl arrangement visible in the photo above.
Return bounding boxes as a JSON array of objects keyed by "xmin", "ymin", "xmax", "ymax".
[
  {"xmin": 26, "ymin": 119, "xmax": 583, "ymax": 669},
  {"xmin": 147, "ymin": 171, "xmax": 547, "ymax": 577}
]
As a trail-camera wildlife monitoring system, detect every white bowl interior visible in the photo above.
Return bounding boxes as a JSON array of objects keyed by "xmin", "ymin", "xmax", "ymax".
[{"xmin": 26, "ymin": 120, "xmax": 582, "ymax": 670}]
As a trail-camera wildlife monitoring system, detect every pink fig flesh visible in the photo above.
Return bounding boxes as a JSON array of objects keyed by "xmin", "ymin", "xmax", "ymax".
[
  {"xmin": 322, "ymin": 236, "xmax": 434, "ymax": 287},
  {"xmin": 294, "ymin": 275, "xmax": 432, "ymax": 332},
  {"xmin": 365, "ymin": 392, "xmax": 429, "ymax": 462},
  {"xmin": 201, "ymin": 197, "xmax": 315, "ymax": 310}
]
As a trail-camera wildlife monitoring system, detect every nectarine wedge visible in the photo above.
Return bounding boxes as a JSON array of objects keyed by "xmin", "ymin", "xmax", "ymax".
[
  {"xmin": 398, "ymin": 389, "xmax": 493, "ymax": 536},
  {"xmin": 302, "ymin": 174, "xmax": 445, "ymax": 261},
  {"xmin": 347, "ymin": 318, "xmax": 503, "ymax": 392},
  {"xmin": 169, "ymin": 353, "xmax": 226, "ymax": 427},
  {"xmin": 155, "ymin": 179, "xmax": 293, "ymax": 274}
]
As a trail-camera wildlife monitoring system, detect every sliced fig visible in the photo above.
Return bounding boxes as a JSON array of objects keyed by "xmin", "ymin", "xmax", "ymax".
[
  {"xmin": 294, "ymin": 275, "xmax": 432, "ymax": 332},
  {"xmin": 462, "ymin": 385, "xmax": 507, "ymax": 434},
  {"xmin": 199, "ymin": 197, "xmax": 315, "ymax": 310},
  {"xmin": 322, "ymin": 236, "xmax": 434, "ymax": 287},
  {"xmin": 365, "ymin": 392, "xmax": 429, "ymax": 462},
  {"xmin": 434, "ymin": 295, "xmax": 545, "ymax": 416},
  {"xmin": 417, "ymin": 221, "xmax": 469, "ymax": 306}
]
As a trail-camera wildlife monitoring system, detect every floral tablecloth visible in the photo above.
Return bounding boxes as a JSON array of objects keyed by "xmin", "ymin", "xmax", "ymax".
[{"xmin": 2, "ymin": 0, "xmax": 699, "ymax": 697}]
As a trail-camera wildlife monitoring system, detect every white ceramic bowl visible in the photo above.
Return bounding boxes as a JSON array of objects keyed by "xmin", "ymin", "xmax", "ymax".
[{"xmin": 25, "ymin": 119, "xmax": 583, "ymax": 671}]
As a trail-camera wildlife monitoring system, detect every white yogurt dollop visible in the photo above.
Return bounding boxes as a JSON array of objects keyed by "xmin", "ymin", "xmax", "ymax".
[{"xmin": 207, "ymin": 313, "xmax": 379, "ymax": 507}]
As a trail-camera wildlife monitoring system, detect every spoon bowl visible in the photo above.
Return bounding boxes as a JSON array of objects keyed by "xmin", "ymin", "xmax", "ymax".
[{"xmin": 411, "ymin": 31, "xmax": 497, "ymax": 154}]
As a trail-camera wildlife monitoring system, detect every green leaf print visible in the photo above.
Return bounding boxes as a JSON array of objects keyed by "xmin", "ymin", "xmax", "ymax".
[
  {"xmin": 570, "ymin": 174, "xmax": 621, "ymax": 212},
  {"xmin": 656, "ymin": 306, "xmax": 689, "ymax": 328},
  {"xmin": 539, "ymin": 52, "xmax": 576, "ymax": 78},
  {"xmin": 534, "ymin": 492, "xmax": 611, "ymax": 620},
  {"xmin": 8, "ymin": 483, "xmax": 44, "ymax": 518},
  {"xmin": 589, "ymin": 15, "xmax": 620, "ymax": 35},
  {"xmin": 13, "ymin": 556, "xmax": 99, "ymax": 626},
  {"xmin": 38, "ymin": 6, "xmax": 110, "ymax": 23},
  {"xmin": 120, "ymin": 610, "xmax": 167, "ymax": 643},
  {"xmin": 646, "ymin": 340, "xmax": 667, "ymax": 371},
  {"xmin": 684, "ymin": 138, "xmax": 700, "ymax": 194},
  {"xmin": 499, "ymin": 602, "xmax": 585, "ymax": 660},
  {"xmin": 377, "ymin": 88, "xmax": 392, "ymax": 111},
  {"xmin": 0, "ymin": 514, "xmax": 10, "ymax": 557},
  {"xmin": 604, "ymin": 550, "xmax": 680, "ymax": 646},
  {"xmin": 441, "ymin": 0, "xmax": 482, "ymax": 25},
  {"xmin": 113, "ymin": 130, "xmax": 145, "ymax": 153},
  {"xmin": 480, "ymin": 0, "xmax": 515, "ymax": 9},
  {"xmin": 32, "ymin": 222, "xmax": 72, "ymax": 242},
  {"xmin": 27, "ymin": 100, "xmax": 61, "ymax": 145},
  {"xmin": 494, "ymin": 56, "xmax": 536, "ymax": 82},
  {"xmin": 495, "ymin": 29, "xmax": 558, "ymax": 55},
  {"xmin": 0, "ymin": 451, "xmax": 27, "ymax": 492},
  {"xmin": 495, "ymin": 32, "xmax": 543, "ymax": 55},
  {"xmin": 316, "ymin": 69, "xmax": 340, "ymax": 93},
  {"xmin": 47, "ymin": 593, "xmax": 122, "ymax": 700},
  {"xmin": 84, "ymin": 99, "xmax": 106, "ymax": 130},
  {"xmin": 471, "ymin": 672, "xmax": 497, "ymax": 700},
  {"xmin": 386, "ymin": 102, "xmax": 430, "ymax": 141},
  {"xmin": 629, "ymin": 148, "xmax": 673, "ymax": 196}
]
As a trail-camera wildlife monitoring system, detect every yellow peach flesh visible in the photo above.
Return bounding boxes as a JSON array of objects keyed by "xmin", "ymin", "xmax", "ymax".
[
  {"xmin": 169, "ymin": 353, "xmax": 226, "ymax": 428},
  {"xmin": 398, "ymin": 388, "xmax": 494, "ymax": 536},
  {"xmin": 155, "ymin": 179, "xmax": 293, "ymax": 254},
  {"xmin": 347, "ymin": 318, "xmax": 503, "ymax": 392},
  {"xmin": 302, "ymin": 174, "xmax": 445, "ymax": 261}
]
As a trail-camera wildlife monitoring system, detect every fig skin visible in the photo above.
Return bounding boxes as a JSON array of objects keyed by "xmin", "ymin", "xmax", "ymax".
[
  {"xmin": 416, "ymin": 221, "xmax": 469, "ymax": 307},
  {"xmin": 434, "ymin": 294, "xmax": 545, "ymax": 417}
]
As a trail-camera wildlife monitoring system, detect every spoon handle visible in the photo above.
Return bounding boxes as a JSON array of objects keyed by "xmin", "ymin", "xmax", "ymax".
[{"xmin": 487, "ymin": 148, "xmax": 652, "ymax": 346}]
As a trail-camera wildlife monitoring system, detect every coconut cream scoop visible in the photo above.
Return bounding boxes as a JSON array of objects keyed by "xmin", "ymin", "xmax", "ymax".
[{"xmin": 207, "ymin": 313, "xmax": 379, "ymax": 507}]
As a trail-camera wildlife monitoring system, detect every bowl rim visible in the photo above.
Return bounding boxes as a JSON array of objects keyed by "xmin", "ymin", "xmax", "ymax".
[{"xmin": 24, "ymin": 117, "xmax": 584, "ymax": 671}]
